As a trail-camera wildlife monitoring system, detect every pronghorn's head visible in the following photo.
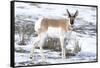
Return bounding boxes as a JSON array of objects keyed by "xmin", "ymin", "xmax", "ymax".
[{"xmin": 67, "ymin": 9, "xmax": 78, "ymax": 25}]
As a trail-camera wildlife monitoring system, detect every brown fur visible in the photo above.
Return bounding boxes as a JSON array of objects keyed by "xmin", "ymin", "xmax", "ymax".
[{"xmin": 39, "ymin": 18, "xmax": 71, "ymax": 33}]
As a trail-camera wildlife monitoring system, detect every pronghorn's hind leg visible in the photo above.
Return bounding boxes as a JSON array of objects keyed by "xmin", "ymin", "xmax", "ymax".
[
  {"xmin": 30, "ymin": 45, "xmax": 35, "ymax": 59},
  {"xmin": 39, "ymin": 32, "xmax": 47, "ymax": 63},
  {"xmin": 30, "ymin": 36, "xmax": 40, "ymax": 59}
]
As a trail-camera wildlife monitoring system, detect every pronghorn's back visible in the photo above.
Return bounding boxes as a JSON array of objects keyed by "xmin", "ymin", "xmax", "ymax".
[{"xmin": 35, "ymin": 17, "xmax": 71, "ymax": 35}]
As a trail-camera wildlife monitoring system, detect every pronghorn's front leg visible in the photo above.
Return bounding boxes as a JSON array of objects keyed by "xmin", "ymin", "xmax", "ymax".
[{"xmin": 60, "ymin": 32, "xmax": 66, "ymax": 59}]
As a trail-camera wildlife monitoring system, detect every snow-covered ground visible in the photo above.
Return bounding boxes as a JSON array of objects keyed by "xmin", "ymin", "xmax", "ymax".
[{"xmin": 14, "ymin": 2, "xmax": 97, "ymax": 66}]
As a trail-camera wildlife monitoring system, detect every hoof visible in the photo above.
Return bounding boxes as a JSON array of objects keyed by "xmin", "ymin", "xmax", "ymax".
[{"xmin": 30, "ymin": 56, "xmax": 33, "ymax": 59}]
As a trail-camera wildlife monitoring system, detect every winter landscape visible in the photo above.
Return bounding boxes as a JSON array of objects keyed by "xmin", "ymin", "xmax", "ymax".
[{"xmin": 14, "ymin": 2, "xmax": 97, "ymax": 66}]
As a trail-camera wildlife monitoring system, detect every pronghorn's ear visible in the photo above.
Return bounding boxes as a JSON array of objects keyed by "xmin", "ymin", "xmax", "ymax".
[
  {"xmin": 74, "ymin": 10, "xmax": 78, "ymax": 17},
  {"xmin": 66, "ymin": 9, "xmax": 71, "ymax": 17}
]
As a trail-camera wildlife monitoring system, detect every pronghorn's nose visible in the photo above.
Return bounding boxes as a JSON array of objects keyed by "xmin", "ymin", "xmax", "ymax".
[
  {"xmin": 71, "ymin": 25, "xmax": 74, "ymax": 28},
  {"xmin": 70, "ymin": 25, "xmax": 74, "ymax": 30}
]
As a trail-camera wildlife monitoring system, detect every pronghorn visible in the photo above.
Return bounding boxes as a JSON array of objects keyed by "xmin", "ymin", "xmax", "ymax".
[{"xmin": 30, "ymin": 9, "xmax": 78, "ymax": 62}]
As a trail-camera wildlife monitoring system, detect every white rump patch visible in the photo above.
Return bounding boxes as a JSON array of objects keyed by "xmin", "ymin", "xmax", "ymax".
[{"xmin": 34, "ymin": 17, "xmax": 43, "ymax": 32}]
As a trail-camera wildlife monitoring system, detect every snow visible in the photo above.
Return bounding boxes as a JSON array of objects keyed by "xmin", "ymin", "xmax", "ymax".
[
  {"xmin": 14, "ymin": 2, "xmax": 97, "ymax": 66},
  {"xmin": 79, "ymin": 37, "xmax": 96, "ymax": 53}
]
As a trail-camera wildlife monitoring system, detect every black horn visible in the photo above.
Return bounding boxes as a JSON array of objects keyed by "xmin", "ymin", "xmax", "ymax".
[
  {"xmin": 67, "ymin": 9, "xmax": 71, "ymax": 17},
  {"xmin": 74, "ymin": 10, "xmax": 78, "ymax": 17}
]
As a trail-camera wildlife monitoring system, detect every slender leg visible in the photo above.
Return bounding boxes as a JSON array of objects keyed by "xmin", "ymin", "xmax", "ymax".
[
  {"xmin": 30, "ymin": 36, "xmax": 40, "ymax": 59},
  {"xmin": 40, "ymin": 43, "xmax": 45, "ymax": 62},
  {"xmin": 60, "ymin": 35, "xmax": 66, "ymax": 59},
  {"xmin": 30, "ymin": 45, "xmax": 35, "ymax": 59},
  {"xmin": 39, "ymin": 33, "xmax": 46, "ymax": 62}
]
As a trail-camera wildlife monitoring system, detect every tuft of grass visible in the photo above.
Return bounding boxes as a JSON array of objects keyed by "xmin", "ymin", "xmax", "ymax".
[
  {"xmin": 43, "ymin": 37, "xmax": 61, "ymax": 51},
  {"xmin": 15, "ymin": 47, "xmax": 30, "ymax": 53},
  {"xmin": 74, "ymin": 40, "xmax": 81, "ymax": 53}
]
